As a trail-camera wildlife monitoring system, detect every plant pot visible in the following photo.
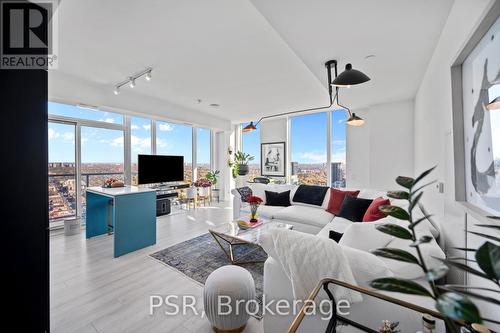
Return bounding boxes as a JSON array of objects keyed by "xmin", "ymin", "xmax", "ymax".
[
  {"xmin": 198, "ymin": 187, "xmax": 210, "ymax": 196},
  {"xmin": 237, "ymin": 164, "xmax": 249, "ymax": 176}
]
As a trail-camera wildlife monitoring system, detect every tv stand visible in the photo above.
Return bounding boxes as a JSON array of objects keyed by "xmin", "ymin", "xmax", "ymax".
[{"xmin": 151, "ymin": 183, "xmax": 190, "ymax": 216}]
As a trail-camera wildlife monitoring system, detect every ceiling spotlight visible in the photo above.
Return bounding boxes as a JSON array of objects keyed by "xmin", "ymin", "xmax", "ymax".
[
  {"xmin": 346, "ymin": 113, "xmax": 365, "ymax": 126},
  {"xmin": 209, "ymin": 103, "xmax": 220, "ymax": 108},
  {"xmin": 114, "ymin": 87, "xmax": 120, "ymax": 95},
  {"xmin": 129, "ymin": 78, "xmax": 136, "ymax": 88},
  {"xmin": 145, "ymin": 71, "xmax": 152, "ymax": 81},
  {"xmin": 331, "ymin": 63, "xmax": 371, "ymax": 88}
]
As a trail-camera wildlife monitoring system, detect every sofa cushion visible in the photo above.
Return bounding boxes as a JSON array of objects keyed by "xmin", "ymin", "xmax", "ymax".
[
  {"xmin": 326, "ymin": 188, "xmax": 360, "ymax": 215},
  {"xmin": 265, "ymin": 190, "xmax": 291, "ymax": 207},
  {"xmin": 241, "ymin": 205, "xmax": 285, "ymax": 219},
  {"xmin": 292, "ymin": 185, "xmax": 329, "ymax": 206},
  {"xmin": 317, "ymin": 217, "xmax": 354, "ymax": 236},
  {"xmin": 337, "ymin": 195, "xmax": 373, "ymax": 222},
  {"xmin": 274, "ymin": 205, "xmax": 334, "ymax": 228},
  {"xmin": 339, "ymin": 222, "xmax": 394, "ymax": 252},
  {"xmin": 363, "ymin": 197, "xmax": 390, "ymax": 222}
]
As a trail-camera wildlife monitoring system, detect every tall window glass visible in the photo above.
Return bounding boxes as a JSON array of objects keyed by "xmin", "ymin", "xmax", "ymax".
[
  {"xmin": 131, "ymin": 117, "xmax": 152, "ymax": 185},
  {"xmin": 196, "ymin": 128, "xmax": 211, "ymax": 179},
  {"xmin": 331, "ymin": 111, "xmax": 347, "ymax": 188},
  {"xmin": 156, "ymin": 121, "xmax": 193, "ymax": 182},
  {"xmin": 48, "ymin": 121, "xmax": 77, "ymax": 223},
  {"xmin": 290, "ymin": 112, "xmax": 328, "ymax": 185}
]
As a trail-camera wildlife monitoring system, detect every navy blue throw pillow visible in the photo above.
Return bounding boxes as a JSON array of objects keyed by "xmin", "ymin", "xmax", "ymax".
[
  {"xmin": 337, "ymin": 195, "xmax": 373, "ymax": 222},
  {"xmin": 292, "ymin": 185, "xmax": 329, "ymax": 206},
  {"xmin": 265, "ymin": 190, "xmax": 291, "ymax": 207}
]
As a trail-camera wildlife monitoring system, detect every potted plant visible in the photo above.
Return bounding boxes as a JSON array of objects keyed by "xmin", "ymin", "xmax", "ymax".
[
  {"xmin": 370, "ymin": 166, "xmax": 500, "ymax": 332},
  {"xmin": 206, "ymin": 170, "xmax": 220, "ymax": 188},
  {"xmin": 193, "ymin": 178, "xmax": 212, "ymax": 196},
  {"xmin": 234, "ymin": 151, "xmax": 254, "ymax": 176}
]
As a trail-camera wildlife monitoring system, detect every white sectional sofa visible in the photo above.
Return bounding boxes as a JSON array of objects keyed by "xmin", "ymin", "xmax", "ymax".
[{"xmin": 232, "ymin": 183, "xmax": 445, "ymax": 333}]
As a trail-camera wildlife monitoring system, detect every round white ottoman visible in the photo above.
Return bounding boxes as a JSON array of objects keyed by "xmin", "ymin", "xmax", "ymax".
[{"xmin": 204, "ymin": 265, "xmax": 256, "ymax": 333}]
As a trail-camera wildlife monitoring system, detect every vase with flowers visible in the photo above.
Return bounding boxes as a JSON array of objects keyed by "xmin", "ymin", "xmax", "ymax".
[
  {"xmin": 246, "ymin": 195, "xmax": 263, "ymax": 222},
  {"xmin": 193, "ymin": 178, "xmax": 212, "ymax": 196}
]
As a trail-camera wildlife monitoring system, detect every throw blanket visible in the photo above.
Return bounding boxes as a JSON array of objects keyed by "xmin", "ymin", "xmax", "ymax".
[{"xmin": 260, "ymin": 228, "xmax": 362, "ymax": 304}]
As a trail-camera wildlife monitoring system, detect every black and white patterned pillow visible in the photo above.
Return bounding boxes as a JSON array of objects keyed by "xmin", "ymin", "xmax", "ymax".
[{"xmin": 236, "ymin": 186, "xmax": 253, "ymax": 202}]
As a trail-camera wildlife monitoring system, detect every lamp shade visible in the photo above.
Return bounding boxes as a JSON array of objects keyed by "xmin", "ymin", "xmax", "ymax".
[
  {"xmin": 486, "ymin": 96, "xmax": 500, "ymax": 110},
  {"xmin": 346, "ymin": 113, "xmax": 365, "ymax": 126},
  {"xmin": 242, "ymin": 121, "xmax": 257, "ymax": 132},
  {"xmin": 331, "ymin": 63, "xmax": 370, "ymax": 88}
]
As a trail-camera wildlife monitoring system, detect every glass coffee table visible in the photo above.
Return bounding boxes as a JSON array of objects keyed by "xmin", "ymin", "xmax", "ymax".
[{"xmin": 209, "ymin": 218, "xmax": 293, "ymax": 264}]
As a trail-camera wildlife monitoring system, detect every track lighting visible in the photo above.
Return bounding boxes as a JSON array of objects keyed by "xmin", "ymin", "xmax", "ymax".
[
  {"xmin": 112, "ymin": 67, "xmax": 152, "ymax": 94},
  {"xmin": 331, "ymin": 63, "xmax": 370, "ymax": 88}
]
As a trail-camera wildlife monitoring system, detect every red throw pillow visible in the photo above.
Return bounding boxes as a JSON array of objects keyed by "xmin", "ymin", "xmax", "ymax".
[
  {"xmin": 363, "ymin": 197, "xmax": 390, "ymax": 222},
  {"xmin": 326, "ymin": 188, "xmax": 360, "ymax": 215}
]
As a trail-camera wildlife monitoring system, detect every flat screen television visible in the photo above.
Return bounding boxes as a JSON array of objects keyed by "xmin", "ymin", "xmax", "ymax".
[{"xmin": 138, "ymin": 154, "xmax": 184, "ymax": 184}]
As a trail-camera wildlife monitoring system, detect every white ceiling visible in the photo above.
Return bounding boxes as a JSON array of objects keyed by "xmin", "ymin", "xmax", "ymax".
[{"xmin": 53, "ymin": 0, "xmax": 454, "ymax": 123}]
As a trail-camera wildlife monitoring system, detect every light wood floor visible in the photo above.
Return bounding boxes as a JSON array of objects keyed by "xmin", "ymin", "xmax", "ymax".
[{"xmin": 50, "ymin": 201, "xmax": 264, "ymax": 333}]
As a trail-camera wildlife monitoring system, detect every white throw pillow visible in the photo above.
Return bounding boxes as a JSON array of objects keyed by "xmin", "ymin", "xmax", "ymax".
[
  {"xmin": 342, "ymin": 245, "xmax": 394, "ymax": 285},
  {"xmin": 339, "ymin": 221, "xmax": 394, "ymax": 252}
]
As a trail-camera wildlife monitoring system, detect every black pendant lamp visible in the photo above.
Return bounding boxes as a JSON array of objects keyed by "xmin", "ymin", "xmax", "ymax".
[
  {"xmin": 242, "ymin": 121, "xmax": 257, "ymax": 132},
  {"xmin": 331, "ymin": 63, "xmax": 370, "ymax": 88},
  {"xmin": 346, "ymin": 112, "xmax": 365, "ymax": 126},
  {"xmin": 487, "ymin": 96, "xmax": 500, "ymax": 110}
]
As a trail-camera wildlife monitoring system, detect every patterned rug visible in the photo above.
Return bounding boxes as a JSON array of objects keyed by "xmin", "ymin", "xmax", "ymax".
[{"xmin": 150, "ymin": 233, "xmax": 267, "ymax": 317}]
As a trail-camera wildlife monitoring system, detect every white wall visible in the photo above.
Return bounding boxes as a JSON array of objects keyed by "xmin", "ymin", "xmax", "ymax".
[
  {"xmin": 347, "ymin": 100, "xmax": 414, "ymax": 190},
  {"xmin": 414, "ymin": 1, "xmax": 498, "ymax": 327},
  {"xmin": 414, "ymin": 0, "xmax": 493, "ymax": 258},
  {"xmin": 260, "ymin": 118, "xmax": 287, "ymax": 143}
]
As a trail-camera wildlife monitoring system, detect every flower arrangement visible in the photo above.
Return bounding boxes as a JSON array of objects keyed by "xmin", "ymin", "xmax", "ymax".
[
  {"xmin": 103, "ymin": 177, "xmax": 124, "ymax": 188},
  {"xmin": 247, "ymin": 195, "xmax": 263, "ymax": 222},
  {"xmin": 193, "ymin": 178, "xmax": 212, "ymax": 188}
]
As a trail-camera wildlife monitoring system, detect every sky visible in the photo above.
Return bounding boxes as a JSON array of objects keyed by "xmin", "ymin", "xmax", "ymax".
[
  {"xmin": 242, "ymin": 110, "xmax": 347, "ymax": 164},
  {"xmin": 48, "ymin": 102, "xmax": 211, "ymax": 164}
]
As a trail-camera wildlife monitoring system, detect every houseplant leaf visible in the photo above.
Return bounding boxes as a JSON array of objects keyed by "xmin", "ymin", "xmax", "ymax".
[
  {"xmin": 435, "ymin": 258, "xmax": 491, "ymax": 281},
  {"xmin": 376, "ymin": 224, "xmax": 413, "ymax": 239},
  {"xmin": 371, "ymin": 248, "xmax": 420, "ymax": 264},
  {"xmin": 475, "ymin": 224, "xmax": 500, "ymax": 230},
  {"xmin": 409, "ymin": 191, "xmax": 423, "ymax": 212},
  {"xmin": 408, "ymin": 215, "xmax": 433, "ymax": 229},
  {"xmin": 467, "ymin": 231, "xmax": 500, "ymax": 243},
  {"xmin": 396, "ymin": 176, "xmax": 414, "ymax": 189},
  {"xmin": 411, "ymin": 235, "xmax": 433, "ymax": 247},
  {"xmin": 387, "ymin": 191, "xmax": 409, "ymax": 200},
  {"xmin": 436, "ymin": 292, "xmax": 482, "ymax": 324},
  {"xmin": 370, "ymin": 277, "xmax": 433, "ymax": 297},
  {"xmin": 426, "ymin": 265, "xmax": 449, "ymax": 281},
  {"xmin": 475, "ymin": 241, "xmax": 500, "ymax": 281},
  {"xmin": 439, "ymin": 287, "xmax": 500, "ymax": 306},
  {"xmin": 379, "ymin": 205, "xmax": 410, "ymax": 220},
  {"xmin": 412, "ymin": 166, "xmax": 436, "ymax": 186}
]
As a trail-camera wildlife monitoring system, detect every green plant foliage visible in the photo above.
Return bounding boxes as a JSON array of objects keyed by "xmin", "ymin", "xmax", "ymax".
[
  {"xmin": 411, "ymin": 235, "xmax": 433, "ymax": 247},
  {"xmin": 387, "ymin": 191, "xmax": 409, "ymax": 200},
  {"xmin": 436, "ymin": 292, "xmax": 482, "ymax": 324},
  {"xmin": 375, "ymin": 224, "xmax": 413, "ymax": 240},
  {"xmin": 378, "ymin": 205, "xmax": 410, "ymax": 220},
  {"xmin": 395, "ymin": 176, "xmax": 414, "ymax": 189},
  {"xmin": 370, "ymin": 278, "xmax": 433, "ymax": 297},
  {"xmin": 371, "ymin": 248, "xmax": 420, "ymax": 264},
  {"xmin": 475, "ymin": 242, "xmax": 500, "ymax": 282}
]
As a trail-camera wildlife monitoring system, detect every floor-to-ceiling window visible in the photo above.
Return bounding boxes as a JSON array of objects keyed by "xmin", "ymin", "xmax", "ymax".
[
  {"xmin": 131, "ymin": 117, "xmax": 152, "ymax": 185},
  {"xmin": 331, "ymin": 111, "xmax": 347, "ymax": 188},
  {"xmin": 241, "ymin": 122, "xmax": 261, "ymax": 181},
  {"xmin": 80, "ymin": 127, "xmax": 124, "ymax": 213},
  {"xmin": 196, "ymin": 128, "xmax": 211, "ymax": 179},
  {"xmin": 48, "ymin": 121, "xmax": 77, "ymax": 222},
  {"xmin": 290, "ymin": 112, "xmax": 328, "ymax": 185},
  {"xmin": 156, "ymin": 121, "xmax": 193, "ymax": 182}
]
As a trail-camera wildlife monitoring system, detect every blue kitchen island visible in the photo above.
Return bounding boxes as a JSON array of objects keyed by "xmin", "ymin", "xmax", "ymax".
[{"xmin": 86, "ymin": 186, "xmax": 156, "ymax": 257}]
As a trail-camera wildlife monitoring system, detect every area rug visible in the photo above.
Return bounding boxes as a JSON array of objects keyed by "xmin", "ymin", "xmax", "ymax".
[{"xmin": 150, "ymin": 233, "xmax": 267, "ymax": 317}]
